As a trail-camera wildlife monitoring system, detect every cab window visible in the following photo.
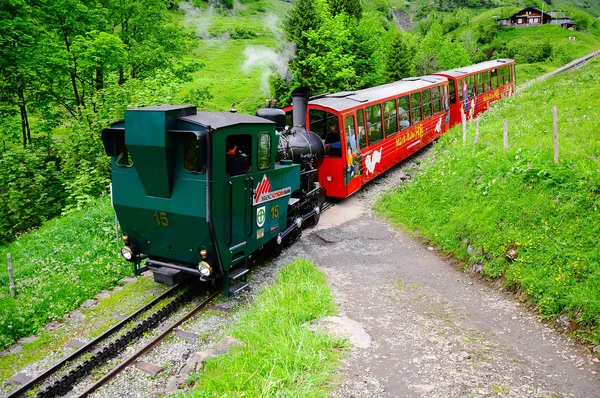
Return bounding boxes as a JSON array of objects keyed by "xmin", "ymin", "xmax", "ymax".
[
  {"xmin": 383, "ymin": 99, "xmax": 398, "ymax": 136},
  {"xmin": 183, "ymin": 133, "xmax": 206, "ymax": 174},
  {"xmin": 257, "ymin": 132, "xmax": 270, "ymax": 170},
  {"xmin": 116, "ymin": 140, "xmax": 134, "ymax": 168},
  {"xmin": 366, "ymin": 104, "xmax": 383, "ymax": 145},
  {"xmin": 226, "ymin": 134, "xmax": 251, "ymax": 176}
]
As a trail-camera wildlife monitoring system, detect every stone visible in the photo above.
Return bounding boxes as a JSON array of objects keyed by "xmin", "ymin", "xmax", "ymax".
[
  {"xmin": 119, "ymin": 276, "xmax": 138, "ymax": 284},
  {"xmin": 593, "ymin": 345, "xmax": 600, "ymax": 353},
  {"xmin": 112, "ymin": 312, "xmax": 128, "ymax": 321},
  {"xmin": 556, "ymin": 315, "xmax": 570, "ymax": 330},
  {"xmin": 1, "ymin": 344, "xmax": 22, "ymax": 355},
  {"xmin": 427, "ymin": 246, "xmax": 434, "ymax": 251},
  {"xmin": 467, "ymin": 244, "xmax": 474, "ymax": 255},
  {"xmin": 64, "ymin": 340, "xmax": 86, "ymax": 350},
  {"xmin": 66, "ymin": 310, "xmax": 85, "ymax": 323},
  {"xmin": 306, "ymin": 316, "xmax": 371, "ymax": 349},
  {"xmin": 10, "ymin": 372, "xmax": 31, "ymax": 385},
  {"xmin": 412, "ymin": 384, "xmax": 435, "ymax": 394},
  {"xmin": 134, "ymin": 361, "xmax": 164, "ymax": 378},
  {"xmin": 45, "ymin": 321, "xmax": 63, "ymax": 332},
  {"xmin": 17, "ymin": 335, "xmax": 38, "ymax": 344},
  {"xmin": 174, "ymin": 330, "xmax": 199, "ymax": 343},
  {"xmin": 473, "ymin": 263, "xmax": 484, "ymax": 274},
  {"xmin": 81, "ymin": 299, "xmax": 98, "ymax": 309}
]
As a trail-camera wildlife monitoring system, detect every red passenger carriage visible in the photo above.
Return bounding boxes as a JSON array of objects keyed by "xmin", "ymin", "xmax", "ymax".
[
  {"xmin": 286, "ymin": 76, "xmax": 450, "ymax": 198},
  {"xmin": 434, "ymin": 59, "xmax": 516, "ymax": 127}
]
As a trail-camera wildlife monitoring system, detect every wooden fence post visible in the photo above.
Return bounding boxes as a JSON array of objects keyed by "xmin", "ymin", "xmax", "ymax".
[
  {"xmin": 462, "ymin": 113, "xmax": 467, "ymax": 144},
  {"xmin": 7, "ymin": 254, "xmax": 15, "ymax": 297},
  {"xmin": 474, "ymin": 116, "xmax": 480, "ymax": 145},
  {"xmin": 503, "ymin": 120, "xmax": 508, "ymax": 152},
  {"xmin": 553, "ymin": 105, "xmax": 559, "ymax": 164}
]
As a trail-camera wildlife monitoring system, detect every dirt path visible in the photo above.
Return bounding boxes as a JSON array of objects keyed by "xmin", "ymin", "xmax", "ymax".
[{"xmin": 291, "ymin": 174, "xmax": 600, "ymax": 397}]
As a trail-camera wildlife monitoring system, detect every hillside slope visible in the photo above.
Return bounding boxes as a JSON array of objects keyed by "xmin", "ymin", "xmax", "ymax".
[{"xmin": 377, "ymin": 59, "xmax": 600, "ymax": 345}]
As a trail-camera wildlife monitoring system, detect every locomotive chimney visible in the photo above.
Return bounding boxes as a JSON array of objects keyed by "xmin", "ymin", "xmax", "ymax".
[{"xmin": 291, "ymin": 87, "xmax": 310, "ymax": 127}]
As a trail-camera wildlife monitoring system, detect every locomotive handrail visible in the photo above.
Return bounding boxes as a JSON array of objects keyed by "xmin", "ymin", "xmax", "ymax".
[
  {"xmin": 227, "ymin": 181, "xmax": 233, "ymax": 245},
  {"xmin": 245, "ymin": 176, "xmax": 254, "ymax": 237}
]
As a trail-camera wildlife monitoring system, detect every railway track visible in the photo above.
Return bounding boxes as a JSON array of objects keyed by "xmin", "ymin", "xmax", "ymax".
[{"xmin": 7, "ymin": 283, "xmax": 219, "ymax": 398}]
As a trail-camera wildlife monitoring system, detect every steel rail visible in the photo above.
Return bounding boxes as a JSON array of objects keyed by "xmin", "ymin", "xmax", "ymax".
[
  {"xmin": 76, "ymin": 290, "xmax": 222, "ymax": 398},
  {"xmin": 7, "ymin": 283, "xmax": 183, "ymax": 398}
]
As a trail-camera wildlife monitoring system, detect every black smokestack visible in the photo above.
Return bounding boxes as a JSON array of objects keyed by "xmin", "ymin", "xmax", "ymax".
[{"xmin": 291, "ymin": 87, "xmax": 310, "ymax": 127}]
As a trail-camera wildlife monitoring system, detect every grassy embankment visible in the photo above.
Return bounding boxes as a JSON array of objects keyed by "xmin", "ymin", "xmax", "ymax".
[
  {"xmin": 183, "ymin": 258, "xmax": 346, "ymax": 397},
  {"xmin": 376, "ymin": 60, "xmax": 600, "ymax": 345},
  {"xmin": 179, "ymin": 0, "xmax": 291, "ymax": 113},
  {"xmin": 0, "ymin": 198, "xmax": 132, "ymax": 350}
]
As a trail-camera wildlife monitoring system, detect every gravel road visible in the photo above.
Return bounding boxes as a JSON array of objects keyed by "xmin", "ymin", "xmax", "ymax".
[{"xmin": 296, "ymin": 154, "xmax": 600, "ymax": 398}]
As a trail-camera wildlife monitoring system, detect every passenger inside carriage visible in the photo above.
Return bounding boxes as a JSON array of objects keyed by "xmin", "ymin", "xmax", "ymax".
[{"xmin": 325, "ymin": 124, "xmax": 341, "ymax": 157}]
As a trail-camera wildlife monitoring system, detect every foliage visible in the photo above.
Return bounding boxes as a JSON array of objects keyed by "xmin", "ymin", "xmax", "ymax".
[
  {"xmin": 328, "ymin": 0, "xmax": 363, "ymax": 20},
  {"xmin": 187, "ymin": 258, "xmax": 346, "ymax": 396},
  {"xmin": 415, "ymin": 22, "xmax": 471, "ymax": 75},
  {"xmin": 0, "ymin": 197, "xmax": 130, "ymax": 349},
  {"xmin": 0, "ymin": 149, "xmax": 65, "ymax": 244},
  {"xmin": 384, "ymin": 31, "xmax": 416, "ymax": 82},
  {"xmin": 376, "ymin": 60, "xmax": 600, "ymax": 345}
]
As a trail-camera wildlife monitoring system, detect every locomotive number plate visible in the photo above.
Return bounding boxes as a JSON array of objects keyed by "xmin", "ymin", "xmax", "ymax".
[{"xmin": 153, "ymin": 211, "xmax": 170, "ymax": 227}]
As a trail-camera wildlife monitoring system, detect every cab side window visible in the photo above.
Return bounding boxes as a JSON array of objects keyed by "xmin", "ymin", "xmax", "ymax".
[
  {"xmin": 226, "ymin": 134, "xmax": 251, "ymax": 176},
  {"xmin": 183, "ymin": 133, "xmax": 206, "ymax": 174},
  {"xmin": 257, "ymin": 132, "xmax": 270, "ymax": 170},
  {"xmin": 116, "ymin": 139, "xmax": 134, "ymax": 168}
]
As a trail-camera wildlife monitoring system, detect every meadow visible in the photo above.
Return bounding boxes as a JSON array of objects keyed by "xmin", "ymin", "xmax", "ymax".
[{"xmin": 376, "ymin": 59, "xmax": 600, "ymax": 344}]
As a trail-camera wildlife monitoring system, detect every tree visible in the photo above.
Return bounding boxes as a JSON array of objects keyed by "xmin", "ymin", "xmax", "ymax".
[
  {"xmin": 328, "ymin": 0, "xmax": 362, "ymax": 20},
  {"xmin": 384, "ymin": 31, "xmax": 416, "ymax": 83}
]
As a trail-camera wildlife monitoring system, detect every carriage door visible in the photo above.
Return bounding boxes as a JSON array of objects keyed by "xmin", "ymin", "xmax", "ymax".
[
  {"xmin": 344, "ymin": 115, "xmax": 361, "ymax": 196},
  {"xmin": 224, "ymin": 134, "xmax": 253, "ymax": 252}
]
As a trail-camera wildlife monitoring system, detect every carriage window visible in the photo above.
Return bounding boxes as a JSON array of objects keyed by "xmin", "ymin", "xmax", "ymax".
[
  {"xmin": 183, "ymin": 133, "xmax": 206, "ymax": 174},
  {"xmin": 457, "ymin": 79, "xmax": 463, "ymax": 103},
  {"xmin": 226, "ymin": 134, "xmax": 251, "ymax": 176},
  {"xmin": 511, "ymin": 65, "xmax": 516, "ymax": 82},
  {"xmin": 467, "ymin": 75, "xmax": 475, "ymax": 98},
  {"xmin": 383, "ymin": 100, "xmax": 398, "ymax": 136},
  {"xmin": 476, "ymin": 73, "xmax": 483, "ymax": 95},
  {"xmin": 357, "ymin": 109, "xmax": 367, "ymax": 148},
  {"xmin": 257, "ymin": 132, "xmax": 270, "ymax": 170},
  {"xmin": 366, "ymin": 104, "xmax": 383, "ymax": 145},
  {"xmin": 398, "ymin": 96, "xmax": 410, "ymax": 130},
  {"xmin": 344, "ymin": 115, "xmax": 358, "ymax": 157},
  {"xmin": 116, "ymin": 142, "xmax": 134, "ymax": 168},
  {"xmin": 483, "ymin": 71, "xmax": 491, "ymax": 92},
  {"xmin": 432, "ymin": 86, "xmax": 441, "ymax": 114},
  {"xmin": 410, "ymin": 92, "xmax": 422, "ymax": 124},
  {"xmin": 491, "ymin": 69, "xmax": 498, "ymax": 89},
  {"xmin": 422, "ymin": 89, "xmax": 432, "ymax": 119},
  {"xmin": 448, "ymin": 79, "xmax": 456, "ymax": 104}
]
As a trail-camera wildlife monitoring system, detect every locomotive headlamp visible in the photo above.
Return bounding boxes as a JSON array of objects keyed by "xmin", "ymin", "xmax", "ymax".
[
  {"xmin": 200, "ymin": 249, "xmax": 208, "ymax": 260},
  {"xmin": 120, "ymin": 246, "xmax": 134, "ymax": 261},
  {"xmin": 198, "ymin": 261, "xmax": 213, "ymax": 277}
]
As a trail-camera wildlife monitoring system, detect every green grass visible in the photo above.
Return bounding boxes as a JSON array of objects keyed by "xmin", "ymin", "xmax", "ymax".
[
  {"xmin": 0, "ymin": 197, "xmax": 131, "ymax": 349},
  {"xmin": 183, "ymin": 258, "xmax": 347, "ymax": 397},
  {"xmin": 376, "ymin": 60, "xmax": 600, "ymax": 345}
]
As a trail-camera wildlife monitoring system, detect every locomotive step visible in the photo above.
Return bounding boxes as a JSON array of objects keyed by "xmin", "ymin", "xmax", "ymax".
[
  {"xmin": 229, "ymin": 267, "xmax": 249, "ymax": 281},
  {"xmin": 229, "ymin": 282, "xmax": 250, "ymax": 295}
]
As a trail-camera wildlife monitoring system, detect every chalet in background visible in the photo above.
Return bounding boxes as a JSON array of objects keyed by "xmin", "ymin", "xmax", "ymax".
[{"xmin": 498, "ymin": 7, "xmax": 576, "ymax": 30}]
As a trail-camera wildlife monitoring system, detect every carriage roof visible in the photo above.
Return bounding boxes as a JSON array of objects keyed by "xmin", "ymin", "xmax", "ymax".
[
  {"xmin": 308, "ymin": 75, "xmax": 447, "ymax": 112},
  {"xmin": 435, "ymin": 59, "xmax": 515, "ymax": 78}
]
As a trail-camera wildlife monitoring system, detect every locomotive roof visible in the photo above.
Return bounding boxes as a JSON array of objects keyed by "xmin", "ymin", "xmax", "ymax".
[
  {"xmin": 179, "ymin": 112, "xmax": 274, "ymax": 130},
  {"xmin": 435, "ymin": 59, "xmax": 515, "ymax": 77},
  {"xmin": 308, "ymin": 75, "xmax": 447, "ymax": 112}
]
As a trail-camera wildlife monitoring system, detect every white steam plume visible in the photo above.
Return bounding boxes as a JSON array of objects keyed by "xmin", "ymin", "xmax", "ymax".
[{"xmin": 179, "ymin": 1, "xmax": 230, "ymax": 43}]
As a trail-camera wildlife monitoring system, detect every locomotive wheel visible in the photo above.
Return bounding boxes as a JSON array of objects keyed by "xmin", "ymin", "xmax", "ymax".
[
  {"xmin": 311, "ymin": 207, "xmax": 321, "ymax": 227},
  {"xmin": 267, "ymin": 235, "xmax": 283, "ymax": 258}
]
